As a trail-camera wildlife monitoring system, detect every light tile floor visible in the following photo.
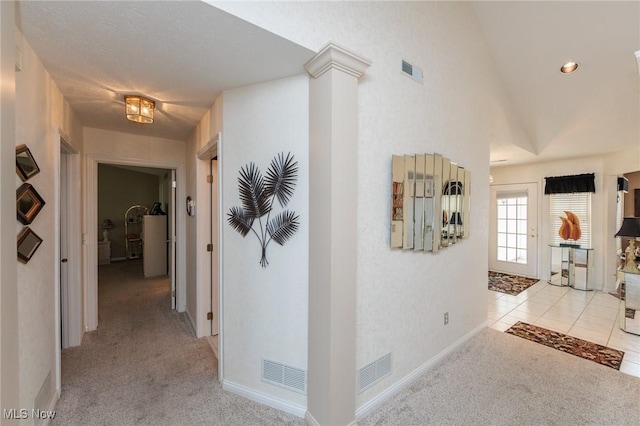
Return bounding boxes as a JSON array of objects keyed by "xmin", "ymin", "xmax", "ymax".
[{"xmin": 488, "ymin": 280, "xmax": 640, "ymax": 378}]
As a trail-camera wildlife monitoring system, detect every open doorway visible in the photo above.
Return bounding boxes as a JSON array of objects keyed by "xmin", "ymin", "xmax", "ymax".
[{"xmin": 96, "ymin": 164, "xmax": 176, "ymax": 310}]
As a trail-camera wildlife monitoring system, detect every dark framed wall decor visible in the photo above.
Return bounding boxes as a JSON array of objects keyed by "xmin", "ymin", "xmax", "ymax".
[
  {"xmin": 635, "ymin": 188, "xmax": 640, "ymax": 217},
  {"xmin": 17, "ymin": 227, "xmax": 43, "ymax": 263},
  {"xmin": 15, "ymin": 144, "xmax": 40, "ymax": 182},
  {"xmin": 16, "ymin": 183, "xmax": 46, "ymax": 225}
]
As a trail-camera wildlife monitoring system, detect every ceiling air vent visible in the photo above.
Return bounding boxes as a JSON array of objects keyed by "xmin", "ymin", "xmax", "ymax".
[
  {"xmin": 402, "ymin": 59, "xmax": 423, "ymax": 84},
  {"xmin": 358, "ymin": 353, "xmax": 392, "ymax": 393},
  {"xmin": 262, "ymin": 359, "xmax": 307, "ymax": 394}
]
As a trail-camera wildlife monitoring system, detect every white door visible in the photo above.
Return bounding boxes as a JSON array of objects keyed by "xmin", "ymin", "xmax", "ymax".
[
  {"xmin": 210, "ymin": 159, "xmax": 219, "ymax": 336},
  {"xmin": 489, "ymin": 183, "xmax": 538, "ymax": 278}
]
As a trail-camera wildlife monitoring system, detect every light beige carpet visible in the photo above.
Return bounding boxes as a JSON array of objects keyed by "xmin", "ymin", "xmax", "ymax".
[
  {"xmin": 53, "ymin": 260, "xmax": 303, "ymax": 426},
  {"xmin": 55, "ymin": 260, "xmax": 640, "ymax": 425}
]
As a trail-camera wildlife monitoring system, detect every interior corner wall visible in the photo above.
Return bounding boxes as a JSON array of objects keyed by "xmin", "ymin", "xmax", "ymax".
[
  {"xmin": 490, "ymin": 155, "xmax": 612, "ymax": 290},
  {"xmin": 221, "ymin": 74, "xmax": 309, "ymax": 408},
  {"xmin": 14, "ymin": 28, "xmax": 83, "ymax": 409},
  {"xmin": 97, "ymin": 165, "xmax": 161, "ymax": 259}
]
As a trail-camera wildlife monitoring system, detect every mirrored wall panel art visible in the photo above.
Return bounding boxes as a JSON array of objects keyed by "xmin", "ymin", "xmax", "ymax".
[{"xmin": 391, "ymin": 153, "xmax": 470, "ymax": 252}]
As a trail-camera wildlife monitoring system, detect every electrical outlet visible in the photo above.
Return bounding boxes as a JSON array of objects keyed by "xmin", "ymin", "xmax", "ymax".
[{"xmin": 444, "ymin": 312, "xmax": 449, "ymax": 325}]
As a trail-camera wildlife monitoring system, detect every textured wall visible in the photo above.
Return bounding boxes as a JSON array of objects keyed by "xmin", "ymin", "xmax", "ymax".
[
  {"xmin": 222, "ymin": 75, "xmax": 309, "ymax": 407},
  {"xmin": 212, "ymin": 1, "xmax": 526, "ymax": 409},
  {"xmin": 14, "ymin": 30, "xmax": 83, "ymax": 409}
]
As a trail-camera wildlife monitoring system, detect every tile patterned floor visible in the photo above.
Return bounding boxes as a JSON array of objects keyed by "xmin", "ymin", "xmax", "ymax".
[{"xmin": 488, "ymin": 280, "xmax": 640, "ymax": 378}]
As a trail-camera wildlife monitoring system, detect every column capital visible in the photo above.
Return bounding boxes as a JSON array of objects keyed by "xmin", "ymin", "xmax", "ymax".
[{"xmin": 305, "ymin": 42, "xmax": 371, "ymax": 79}]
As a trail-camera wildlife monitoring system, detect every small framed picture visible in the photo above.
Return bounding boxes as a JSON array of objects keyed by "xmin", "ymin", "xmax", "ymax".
[
  {"xmin": 16, "ymin": 144, "xmax": 40, "ymax": 182},
  {"xmin": 16, "ymin": 183, "xmax": 46, "ymax": 225},
  {"xmin": 17, "ymin": 227, "xmax": 43, "ymax": 263}
]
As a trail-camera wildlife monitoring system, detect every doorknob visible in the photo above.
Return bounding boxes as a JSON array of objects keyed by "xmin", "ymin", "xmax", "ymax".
[{"xmin": 61, "ymin": 258, "xmax": 68, "ymax": 263}]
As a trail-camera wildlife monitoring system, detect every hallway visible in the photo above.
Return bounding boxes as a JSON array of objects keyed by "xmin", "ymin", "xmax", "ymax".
[{"xmin": 53, "ymin": 260, "xmax": 302, "ymax": 425}]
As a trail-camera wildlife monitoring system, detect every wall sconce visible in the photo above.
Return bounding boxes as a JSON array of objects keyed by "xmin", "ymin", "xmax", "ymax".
[
  {"xmin": 615, "ymin": 217, "xmax": 640, "ymax": 272},
  {"xmin": 124, "ymin": 95, "xmax": 154, "ymax": 124}
]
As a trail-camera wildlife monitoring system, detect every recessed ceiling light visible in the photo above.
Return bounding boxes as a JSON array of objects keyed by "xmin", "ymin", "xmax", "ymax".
[{"xmin": 560, "ymin": 61, "xmax": 579, "ymax": 74}]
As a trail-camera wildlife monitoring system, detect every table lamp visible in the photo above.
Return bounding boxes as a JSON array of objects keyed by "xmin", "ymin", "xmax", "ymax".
[
  {"xmin": 102, "ymin": 219, "xmax": 115, "ymax": 242},
  {"xmin": 615, "ymin": 217, "xmax": 640, "ymax": 272}
]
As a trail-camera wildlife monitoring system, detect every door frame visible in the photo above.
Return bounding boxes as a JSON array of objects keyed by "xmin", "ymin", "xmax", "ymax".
[
  {"xmin": 54, "ymin": 128, "xmax": 81, "ymax": 396},
  {"xmin": 197, "ymin": 132, "xmax": 223, "ymax": 383},
  {"xmin": 84, "ymin": 154, "xmax": 186, "ymax": 332},
  {"xmin": 489, "ymin": 182, "xmax": 540, "ymax": 278}
]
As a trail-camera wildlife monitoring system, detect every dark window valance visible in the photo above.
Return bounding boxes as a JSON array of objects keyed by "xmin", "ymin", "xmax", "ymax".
[{"xmin": 544, "ymin": 173, "xmax": 595, "ymax": 194}]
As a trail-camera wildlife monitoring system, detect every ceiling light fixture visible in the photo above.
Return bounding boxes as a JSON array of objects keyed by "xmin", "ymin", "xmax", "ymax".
[
  {"xmin": 560, "ymin": 61, "xmax": 579, "ymax": 74},
  {"xmin": 124, "ymin": 95, "xmax": 155, "ymax": 124}
]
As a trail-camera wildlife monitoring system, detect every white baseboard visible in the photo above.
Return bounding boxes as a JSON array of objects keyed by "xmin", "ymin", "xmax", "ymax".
[
  {"xmin": 355, "ymin": 321, "xmax": 488, "ymax": 420},
  {"xmin": 207, "ymin": 335, "xmax": 219, "ymax": 359},
  {"xmin": 223, "ymin": 380, "xmax": 306, "ymax": 418},
  {"xmin": 304, "ymin": 411, "xmax": 320, "ymax": 426},
  {"xmin": 40, "ymin": 389, "xmax": 59, "ymax": 426},
  {"xmin": 184, "ymin": 309, "xmax": 197, "ymax": 336}
]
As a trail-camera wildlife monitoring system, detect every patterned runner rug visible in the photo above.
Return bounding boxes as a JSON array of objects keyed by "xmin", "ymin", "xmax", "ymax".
[
  {"xmin": 488, "ymin": 271, "xmax": 539, "ymax": 296},
  {"xmin": 505, "ymin": 321, "xmax": 624, "ymax": 370}
]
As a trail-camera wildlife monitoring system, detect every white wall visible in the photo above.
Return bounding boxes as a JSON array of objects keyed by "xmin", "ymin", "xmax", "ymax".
[
  {"xmin": 213, "ymin": 1, "xmax": 527, "ymax": 411},
  {"xmin": 490, "ymin": 155, "xmax": 616, "ymax": 291},
  {"xmin": 0, "ymin": 0, "xmax": 19, "ymax": 410},
  {"xmin": 14, "ymin": 30, "xmax": 83, "ymax": 409},
  {"xmin": 221, "ymin": 75, "xmax": 309, "ymax": 407}
]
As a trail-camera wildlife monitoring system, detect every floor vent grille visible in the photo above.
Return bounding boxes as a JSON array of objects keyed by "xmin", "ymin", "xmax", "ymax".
[
  {"xmin": 262, "ymin": 359, "xmax": 307, "ymax": 394},
  {"xmin": 358, "ymin": 353, "xmax": 392, "ymax": 393}
]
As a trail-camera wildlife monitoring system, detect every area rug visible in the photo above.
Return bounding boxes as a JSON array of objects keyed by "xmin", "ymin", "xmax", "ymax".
[
  {"xmin": 505, "ymin": 321, "xmax": 624, "ymax": 370},
  {"xmin": 488, "ymin": 271, "xmax": 539, "ymax": 296}
]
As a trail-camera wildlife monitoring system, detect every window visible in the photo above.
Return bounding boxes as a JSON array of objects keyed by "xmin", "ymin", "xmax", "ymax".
[
  {"xmin": 549, "ymin": 193, "xmax": 591, "ymax": 248},
  {"xmin": 496, "ymin": 192, "xmax": 528, "ymax": 264}
]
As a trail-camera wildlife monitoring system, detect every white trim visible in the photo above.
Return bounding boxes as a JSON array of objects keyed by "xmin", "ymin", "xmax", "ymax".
[
  {"xmin": 304, "ymin": 412, "xmax": 320, "ymax": 426},
  {"xmin": 84, "ymin": 154, "xmax": 187, "ymax": 332},
  {"xmin": 184, "ymin": 308, "xmax": 197, "ymax": 336},
  {"xmin": 40, "ymin": 387, "xmax": 59, "ymax": 426},
  {"xmin": 222, "ymin": 380, "xmax": 306, "ymax": 419},
  {"xmin": 197, "ymin": 134, "xmax": 219, "ymax": 160},
  {"xmin": 304, "ymin": 42, "xmax": 371, "ymax": 79},
  {"xmin": 217, "ymin": 132, "xmax": 224, "ymax": 384},
  {"xmin": 355, "ymin": 321, "xmax": 488, "ymax": 420},
  {"xmin": 53, "ymin": 128, "xmax": 83, "ymax": 399}
]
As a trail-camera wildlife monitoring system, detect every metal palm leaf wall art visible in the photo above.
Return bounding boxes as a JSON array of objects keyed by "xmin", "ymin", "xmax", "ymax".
[{"xmin": 228, "ymin": 152, "xmax": 300, "ymax": 267}]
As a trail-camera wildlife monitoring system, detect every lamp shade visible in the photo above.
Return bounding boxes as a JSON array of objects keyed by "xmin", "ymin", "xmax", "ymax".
[
  {"xmin": 450, "ymin": 212, "xmax": 463, "ymax": 225},
  {"xmin": 615, "ymin": 217, "xmax": 640, "ymax": 238},
  {"xmin": 102, "ymin": 219, "xmax": 115, "ymax": 230},
  {"xmin": 125, "ymin": 95, "xmax": 154, "ymax": 124}
]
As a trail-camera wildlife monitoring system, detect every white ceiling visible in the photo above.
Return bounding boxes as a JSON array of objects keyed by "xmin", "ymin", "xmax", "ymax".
[
  {"xmin": 15, "ymin": 1, "xmax": 640, "ymax": 166},
  {"xmin": 16, "ymin": 1, "xmax": 315, "ymax": 140},
  {"xmin": 473, "ymin": 1, "xmax": 640, "ymax": 167}
]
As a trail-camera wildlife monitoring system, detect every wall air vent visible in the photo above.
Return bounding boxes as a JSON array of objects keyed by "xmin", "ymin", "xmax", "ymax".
[
  {"xmin": 402, "ymin": 59, "xmax": 423, "ymax": 84},
  {"xmin": 262, "ymin": 359, "xmax": 307, "ymax": 394},
  {"xmin": 358, "ymin": 353, "xmax": 392, "ymax": 393}
]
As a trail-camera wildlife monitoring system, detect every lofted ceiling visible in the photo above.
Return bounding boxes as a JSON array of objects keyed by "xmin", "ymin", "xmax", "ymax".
[
  {"xmin": 16, "ymin": 1, "xmax": 640, "ymax": 166},
  {"xmin": 16, "ymin": 1, "xmax": 315, "ymax": 140},
  {"xmin": 473, "ymin": 1, "xmax": 640, "ymax": 167}
]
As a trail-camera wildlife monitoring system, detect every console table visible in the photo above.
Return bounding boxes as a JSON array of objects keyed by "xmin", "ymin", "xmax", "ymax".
[
  {"xmin": 620, "ymin": 270, "xmax": 640, "ymax": 335},
  {"xmin": 548, "ymin": 245, "xmax": 593, "ymax": 290}
]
